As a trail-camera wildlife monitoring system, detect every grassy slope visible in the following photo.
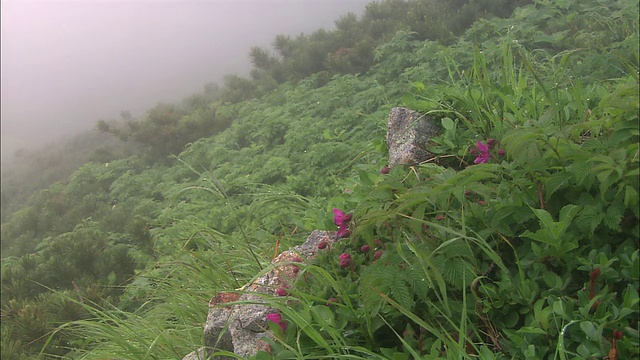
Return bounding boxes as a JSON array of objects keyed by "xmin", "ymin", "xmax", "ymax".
[{"xmin": 1, "ymin": 0, "xmax": 638, "ymax": 359}]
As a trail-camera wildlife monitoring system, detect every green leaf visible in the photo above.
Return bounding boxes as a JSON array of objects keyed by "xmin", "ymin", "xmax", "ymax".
[
  {"xmin": 516, "ymin": 327, "xmax": 547, "ymax": 335},
  {"xmin": 545, "ymin": 171, "xmax": 573, "ymax": 200},
  {"xmin": 622, "ymin": 283, "xmax": 640, "ymax": 309},
  {"xmin": 603, "ymin": 200, "xmax": 625, "ymax": 231},
  {"xmin": 441, "ymin": 117, "xmax": 455, "ymax": 131},
  {"xmin": 568, "ymin": 156, "xmax": 593, "ymax": 186},
  {"xmin": 530, "ymin": 208, "xmax": 555, "ymax": 231},
  {"xmin": 579, "ymin": 321, "xmax": 600, "ymax": 340},
  {"xmin": 525, "ymin": 205, "xmax": 579, "ymax": 246},
  {"xmin": 311, "ymin": 305, "xmax": 335, "ymax": 329},
  {"xmin": 558, "ymin": 204, "xmax": 579, "ymax": 225},
  {"xmin": 574, "ymin": 204, "xmax": 604, "ymax": 236},
  {"xmin": 542, "ymin": 272, "xmax": 561, "ymax": 289},
  {"xmin": 107, "ymin": 271, "xmax": 117, "ymax": 285},
  {"xmin": 276, "ymin": 350, "xmax": 296, "ymax": 359}
]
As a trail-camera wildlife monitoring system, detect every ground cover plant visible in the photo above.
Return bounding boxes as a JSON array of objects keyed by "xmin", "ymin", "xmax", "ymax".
[
  {"xmin": 0, "ymin": 0, "xmax": 638, "ymax": 359},
  {"xmin": 257, "ymin": 56, "xmax": 639, "ymax": 360}
]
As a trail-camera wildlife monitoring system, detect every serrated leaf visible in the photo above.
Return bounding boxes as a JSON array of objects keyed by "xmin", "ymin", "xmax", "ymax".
[
  {"xmin": 503, "ymin": 130, "xmax": 544, "ymax": 165},
  {"xmin": 558, "ymin": 204, "xmax": 579, "ymax": 224},
  {"xmin": 404, "ymin": 267, "xmax": 429, "ymax": 301},
  {"xmin": 624, "ymin": 185, "xmax": 638, "ymax": 209},
  {"xmin": 545, "ymin": 171, "xmax": 573, "ymax": 200},
  {"xmin": 527, "ymin": 205, "xmax": 578, "ymax": 243},
  {"xmin": 568, "ymin": 157, "xmax": 593, "ymax": 187},
  {"xmin": 530, "ymin": 207, "xmax": 555, "ymax": 231},
  {"xmin": 437, "ymin": 255, "xmax": 476, "ymax": 290},
  {"xmin": 603, "ymin": 200, "xmax": 624, "ymax": 231},
  {"xmin": 574, "ymin": 204, "xmax": 604, "ymax": 236},
  {"xmin": 522, "ymin": 228, "xmax": 558, "ymax": 248},
  {"xmin": 390, "ymin": 277, "xmax": 413, "ymax": 310}
]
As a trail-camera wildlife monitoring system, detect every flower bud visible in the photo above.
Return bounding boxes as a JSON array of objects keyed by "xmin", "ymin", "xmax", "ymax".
[
  {"xmin": 339, "ymin": 253, "xmax": 352, "ymax": 268},
  {"xmin": 276, "ymin": 286, "xmax": 288, "ymax": 297}
]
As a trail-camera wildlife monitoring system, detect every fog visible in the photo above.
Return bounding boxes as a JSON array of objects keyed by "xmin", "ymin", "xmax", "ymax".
[{"xmin": 1, "ymin": 0, "xmax": 371, "ymax": 163}]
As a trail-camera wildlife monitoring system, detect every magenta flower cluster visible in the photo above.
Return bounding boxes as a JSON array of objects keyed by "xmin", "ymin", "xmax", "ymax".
[
  {"xmin": 473, "ymin": 138, "xmax": 505, "ymax": 164},
  {"xmin": 474, "ymin": 141, "xmax": 491, "ymax": 164},
  {"xmin": 332, "ymin": 208, "xmax": 353, "ymax": 238}
]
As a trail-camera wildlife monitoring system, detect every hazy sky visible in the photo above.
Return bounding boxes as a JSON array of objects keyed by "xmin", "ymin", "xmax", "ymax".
[{"xmin": 1, "ymin": 0, "xmax": 371, "ymax": 161}]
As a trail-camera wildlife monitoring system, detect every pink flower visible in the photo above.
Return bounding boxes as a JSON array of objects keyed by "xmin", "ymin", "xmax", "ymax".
[
  {"xmin": 339, "ymin": 253, "xmax": 352, "ymax": 268},
  {"xmin": 266, "ymin": 313, "xmax": 287, "ymax": 333},
  {"xmin": 332, "ymin": 208, "xmax": 352, "ymax": 226},
  {"xmin": 498, "ymin": 148, "xmax": 506, "ymax": 156},
  {"xmin": 276, "ymin": 286, "xmax": 288, "ymax": 296},
  {"xmin": 337, "ymin": 227, "xmax": 351, "ymax": 238},
  {"xmin": 332, "ymin": 208, "xmax": 353, "ymax": 238},
  {"xmin": 318, "ymin": 241, "xmax": 329, "ymax": 250},
  {"xmin": 474, "ymin": 141, "xmax": 490, "ymax": 164},
  {"xmin": 380, "ymin": 166, "xmax": 391, "ymax": 174},
  {"xmin": 373, "ymin": 250, "xmax": 384, "ymax": 260},
  {"xmin": 486, "ymin": 138, "xmax": 497, "ymax": 147},
  {"xmin": 360, "ymin": 244, "xmax": 370, "ymax": 253}
]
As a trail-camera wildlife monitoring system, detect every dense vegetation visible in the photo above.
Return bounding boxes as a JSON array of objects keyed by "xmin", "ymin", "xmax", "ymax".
[{"xmin": 1, "ymin": 0, "xmax": 637, "ymax": 359}]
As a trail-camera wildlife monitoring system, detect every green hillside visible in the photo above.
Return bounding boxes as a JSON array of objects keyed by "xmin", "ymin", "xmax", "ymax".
[{"xmin": 1, "ymin": 0, "xmax": 638, "ymax": 359}]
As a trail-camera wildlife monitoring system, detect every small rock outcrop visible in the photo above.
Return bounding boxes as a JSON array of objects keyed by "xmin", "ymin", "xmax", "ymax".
[
  {"xmin": 182, "ymin": 230, "xmax": 337, "ymax": 360},
  {"xmin": 386, "ymin": 107, "xmax": 439, "ymax": 166}
]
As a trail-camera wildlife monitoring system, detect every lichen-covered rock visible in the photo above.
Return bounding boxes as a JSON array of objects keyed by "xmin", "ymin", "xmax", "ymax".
[
  {"xmin": 202, "ymin": 293, "xmax": 238, "ymax": 360},
  {"xmin": 183, "ymin": 230, "xmax": 336, "ymax": 360},
  {"xmin": 386, "ymin": 107, "xmax": 440, "ymax": 166},
  {"xmin": 182, "ymin": 348, "xmax": 208, "ymax": 360}
]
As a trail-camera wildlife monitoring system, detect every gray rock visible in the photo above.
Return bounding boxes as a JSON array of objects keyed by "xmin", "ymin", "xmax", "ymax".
[
  {"xmin": 203, "ymin": 298, "xmax": 236, "ymax": 360},
  {"xmin": 191, "ymin": 230, "xmax": 336, "ymax": 359},
  {"xmin": 182, "ymin": 348, "xmax": 207, "ymax": 360},
  {"xmin": 386, "ymin": 107, "xmax": 440, "ymax": 166}
]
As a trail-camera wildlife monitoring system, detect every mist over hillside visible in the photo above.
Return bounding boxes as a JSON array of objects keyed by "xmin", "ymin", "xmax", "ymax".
[
  {"xmin": 1, "ymin": 0, "xmax": 371, "ymax": 165},
  {"xmin": 1, "ymin": 0, "xmax": 636, "ymax": 358}
]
